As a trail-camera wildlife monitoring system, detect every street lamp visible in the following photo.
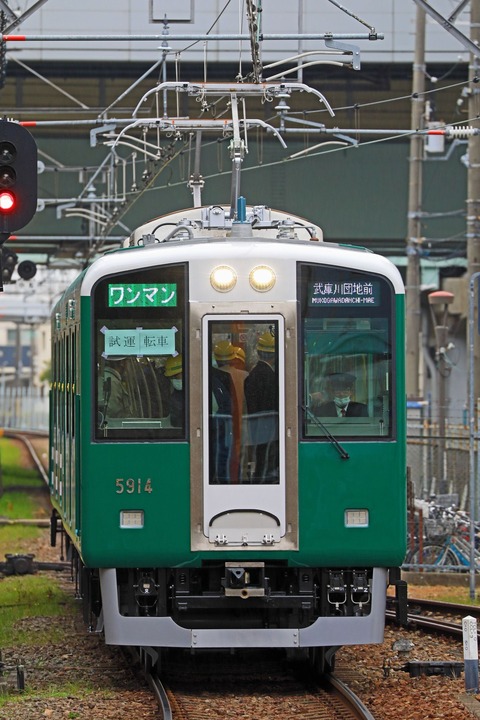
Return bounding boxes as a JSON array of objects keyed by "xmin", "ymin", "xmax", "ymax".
[{"xmin": 428, "ymin": 290, "xmax": 455, "ymax": 495}]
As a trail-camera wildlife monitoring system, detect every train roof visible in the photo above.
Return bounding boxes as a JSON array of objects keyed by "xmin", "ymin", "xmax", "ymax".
[
  {"xmin": 125, "ymin": 205, "xmax": 323, "ymax": 246},
  {"xmin": 78, "ymin": 205, "xmax": 404, "ymax": 298}
]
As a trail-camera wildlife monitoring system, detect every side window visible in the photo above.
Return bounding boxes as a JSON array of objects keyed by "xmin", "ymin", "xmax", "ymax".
[
  {"xmin": 93, "ymin": 263, "xmax": 187, "ymax": 441},
  {"xmin": 300, "ymin": 264, "xmax": 394, "ymax": 439}
]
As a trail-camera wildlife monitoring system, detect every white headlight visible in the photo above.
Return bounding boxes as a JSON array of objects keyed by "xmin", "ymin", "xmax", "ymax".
[
  {"xmin": 210, "ymin": 265, "xmax": 237, "ymax": 292},
  {"xmin": 249, "ymin": 265, "xmax": 276, "ymax": 292}
]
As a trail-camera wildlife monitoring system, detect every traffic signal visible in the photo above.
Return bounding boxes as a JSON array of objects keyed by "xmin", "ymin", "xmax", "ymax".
[
  {"xmin": 0, "ymin": 120, "xmax": 37, "ymax": 234},
  {"xmin": 1, "ymin": 248, "xmax": 17, "ymax": 283}
]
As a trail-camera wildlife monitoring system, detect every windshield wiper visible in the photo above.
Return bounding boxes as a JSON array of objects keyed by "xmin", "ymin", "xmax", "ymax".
[{"xmin": 302, "ymin": 404, "xmax": 350, "ymax": 460}]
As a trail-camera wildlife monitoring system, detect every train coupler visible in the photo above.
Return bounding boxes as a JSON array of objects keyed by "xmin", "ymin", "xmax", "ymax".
[
  {"xmin": 222, "ymin": 561, "xmax": 266, "ymax": 598},
  {"xmin": 134, "ymin": 573, "xmax": 159, "ymax": 612}
]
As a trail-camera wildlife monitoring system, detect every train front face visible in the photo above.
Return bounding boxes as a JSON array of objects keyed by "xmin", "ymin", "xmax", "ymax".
[{"xmin": 80, "ymin": 223, "xmax": 406, "ymax": 649}]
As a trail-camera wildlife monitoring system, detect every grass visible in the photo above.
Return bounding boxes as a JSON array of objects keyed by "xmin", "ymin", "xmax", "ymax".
[
  {"xmin": 0, "ymin": 685, "xmax": 115, "ymax": 710},
  {"xmin": 0, "ymin": 491, "xmax": 38, "ymax": 519},
  {"xmin": 408, "ymin": 582, "xmax": 480, "ymax": 605},
  {"xmin": 442, "ymin": 587, "xmax": 480, "ymax": 604},
  {"xmin": 0, "ymin": 574, "xmax": 75, "ymax": 646},
  {"xmin": 0, "ymin": 437, "xmax": 50, "ymax": 557},
  {"xmin": 0, "ymin": 437, "xmax": 88, "ymax": 708},
  {"xmin": 0, "ymin": 438, "xmax": 44, "ymax": 490},
  {"xmin": 0, "ymin": 491, "xmax": 47, "ymax": 557},
  {"xmin": 0, "ymin": 437, "xmax": 72, "ymax": 647}
]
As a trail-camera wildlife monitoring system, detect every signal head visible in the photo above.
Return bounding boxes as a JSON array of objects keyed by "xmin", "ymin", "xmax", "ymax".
[
  {"xmin": 0, "ymin": 121, "xmax": 37, "ymax": 233},
  {"xmin": 0, "ymin": 141, "xmax": 16, "ymax": 165},
  {"xmin": 1, "ymin": 248, "xmax": 18, "ymax": 284},
  {"xmin": 0, "ymin": 191, "xmax": 15, "ymax": 211}
]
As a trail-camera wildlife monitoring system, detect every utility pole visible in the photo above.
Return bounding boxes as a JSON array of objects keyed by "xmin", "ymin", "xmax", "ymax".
[
  {"xmin": 406, "ymin": 6, "xmax": 426, "ymax": 399},
  {"xmin": 428, "ymin": 290, "xmax": 455, "ymax": 495},
  {"xmin": 467, "ymin": 0, "xmax": 480, "ymax": 404}
]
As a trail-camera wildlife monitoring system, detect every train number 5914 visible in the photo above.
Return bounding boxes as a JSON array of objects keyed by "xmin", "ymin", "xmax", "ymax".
[{"xmin": 115, "ymin": 478, "xmax": 153, "ymax": 494}]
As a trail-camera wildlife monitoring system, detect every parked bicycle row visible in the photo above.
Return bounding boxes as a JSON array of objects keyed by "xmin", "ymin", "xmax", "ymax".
[{"xmin": 403, "ymin": 495, "xmax": 480, "ymax": 571}]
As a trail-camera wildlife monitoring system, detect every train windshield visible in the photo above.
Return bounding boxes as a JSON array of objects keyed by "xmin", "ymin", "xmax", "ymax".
[
  {"xmin": 93, "ymin": 263, "xmax": 187, "ymax": 441},
  {"xmin": 299, "ymin": 263, "xmax": 395, "ymax": 440},
  {"xmin": 202, "ymin": 314, "xmax": 286, "ymax": 545},
  {"xmin": 205, "ymin": 317, "xmax": 283, "ymax": 485}
]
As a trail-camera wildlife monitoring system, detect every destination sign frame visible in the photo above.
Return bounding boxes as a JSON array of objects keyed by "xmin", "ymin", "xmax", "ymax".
[
  {"xmin": 101, "ymin": 325, "xmax": 177, "ymax": 356},
  {"xmin": 108, "ymin": 283, "xmax": 177, "ymax": 308},
  {"xmin": 309, "ymin": 279, "xmax": 381, "ymax": 307}
]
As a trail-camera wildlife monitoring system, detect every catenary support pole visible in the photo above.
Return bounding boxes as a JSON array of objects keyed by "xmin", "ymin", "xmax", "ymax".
[
  {"xmin": 405, "ymin": 5, "xmax": 426, "ymax": 401},
  {"xmin": 468, "ymin": 272, "xmax": 480, "ymax": 600}
]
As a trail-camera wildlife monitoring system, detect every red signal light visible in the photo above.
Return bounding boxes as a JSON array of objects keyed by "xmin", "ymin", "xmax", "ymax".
[{"xmin": 0, "ymin": 190, "xmax": 15, "ymax": 212}]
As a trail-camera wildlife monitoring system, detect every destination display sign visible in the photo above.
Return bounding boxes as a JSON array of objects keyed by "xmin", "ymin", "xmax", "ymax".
[
  {"xmin": 309, "ymin": 279, "xmax": 381, "ymax": 307},
  {"xmin": 101, "ymin": 326, "xmax": 177, "ymax": 356},
  {"xmin": 108, "ymin": 283, "xmax": 177, "ymax": 307}
]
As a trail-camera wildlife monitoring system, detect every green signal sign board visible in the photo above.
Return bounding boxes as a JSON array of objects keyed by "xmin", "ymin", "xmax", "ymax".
[{"xmin": 108, "ymin": 283, "xmax": 177, "ymax": 307}]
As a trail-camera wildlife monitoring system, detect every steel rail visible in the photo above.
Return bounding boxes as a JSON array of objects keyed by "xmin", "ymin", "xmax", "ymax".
[
  {"xmin": 386, "ymin": 609, "xmax": 463, "ymax": 637},
  {"xmin": 146, "ymin": 672, "xmax": 173, "ymax": 720},
  {"xmin": 406, "ymin": 596, "xmax": 480, "ymax": 621},
  {"xmin": 124, "ymin": 646, "xmax": 173, "ymax": 720},
  {"xmin": 327, "ymin": 673, "xmax": 377, "ymax": 720}
]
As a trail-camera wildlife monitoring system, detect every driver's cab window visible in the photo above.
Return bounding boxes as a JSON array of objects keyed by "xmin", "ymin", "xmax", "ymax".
[
  {"xmin": 93, "ymin": 263, "xmax": 187, "ymax": 441},
  {"xmin": 300, "ymin": 263, "xmax": 394, "ymax": 439}
]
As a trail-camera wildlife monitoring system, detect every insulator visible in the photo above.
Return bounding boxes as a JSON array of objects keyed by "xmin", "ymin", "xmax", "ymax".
[{"xmin": 445, "ymin": 126, "xmax": 478, "ymax": 139}]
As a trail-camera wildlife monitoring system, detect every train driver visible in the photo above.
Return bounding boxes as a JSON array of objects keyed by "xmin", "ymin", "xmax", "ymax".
[{"xmin": 312, "ymin": 372, "xmax": 368, "ymax": 418}]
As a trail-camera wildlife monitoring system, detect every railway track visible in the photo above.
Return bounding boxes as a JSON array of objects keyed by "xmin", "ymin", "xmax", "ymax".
[
  {"xmin": 407, "ymin": 596, "xmax": 480, "ymax": 621},
  {"xmin": 9, "ymin": 433, "xmax": 459, "ymax": 719},
  {"xmin": 3, "ymin": 430, "xmax": 384, "ymax": 718},
  {"xmin": 387, "ymin": 595, "xmax": 480, "ymax": 638},
  {"xmin": 134, "ymin": 649, "xmax": 377, "ymax": 720},
  {"xmin": 3, "ymin": 430, "xmax": 49, "ymax": 481}
]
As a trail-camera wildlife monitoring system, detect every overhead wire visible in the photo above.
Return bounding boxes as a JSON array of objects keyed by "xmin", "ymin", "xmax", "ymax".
[
  {"xmin": 132, "ymin": 108, "xmax": 480, "ymax": 217},
  {"xmin": 66, "ymin": 4, "xmax": 477, "ymax": 257}
]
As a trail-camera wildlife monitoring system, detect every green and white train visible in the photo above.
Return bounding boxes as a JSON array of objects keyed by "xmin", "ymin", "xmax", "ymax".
[{"xmin": 50, "ymin": 200, "xmax": 407, "ymax": 669}]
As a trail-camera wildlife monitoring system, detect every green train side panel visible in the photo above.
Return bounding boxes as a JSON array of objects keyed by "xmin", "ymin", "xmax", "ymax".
[
  {"xmin": 77, "ymin": 293, "xmax": 190, "ymax": 567},
  {"xmin": 76, "ymin": 293, "xmax": 406, "ymax": 569},
  {"xmin": 79, "ymin": 440, "xmax": 405, "ymax": 569},
  {"xmin": 80, "ymin": 442, "xmax": 191, "ymax": 567},
  {"xmin": 298, "ymin": 441, "xmax": 407, "ymax": 566}
]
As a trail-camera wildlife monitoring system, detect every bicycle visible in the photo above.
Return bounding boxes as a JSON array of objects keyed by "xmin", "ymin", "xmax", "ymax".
[{"xmin": 405, "ymin": 509, "xmax": 480, "ymax": 571}]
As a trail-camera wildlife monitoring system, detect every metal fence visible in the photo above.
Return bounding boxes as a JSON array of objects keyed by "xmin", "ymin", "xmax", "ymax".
[
  {"xmin": 0, "ymin": 386, "xmax": 49, "ymax": 432},
  {"xmin": 407, "ymin": 420, "xmax": 471, "ymax": 509},
  {"xmin": 405, "ymin": 418, "xmax": 479, "ymax": 572}
]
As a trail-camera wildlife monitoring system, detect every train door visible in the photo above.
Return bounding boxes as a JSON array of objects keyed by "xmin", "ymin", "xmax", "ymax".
[{"xmin": 202, "ymin": 315, "xmax": 286, "ymax": 546}]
